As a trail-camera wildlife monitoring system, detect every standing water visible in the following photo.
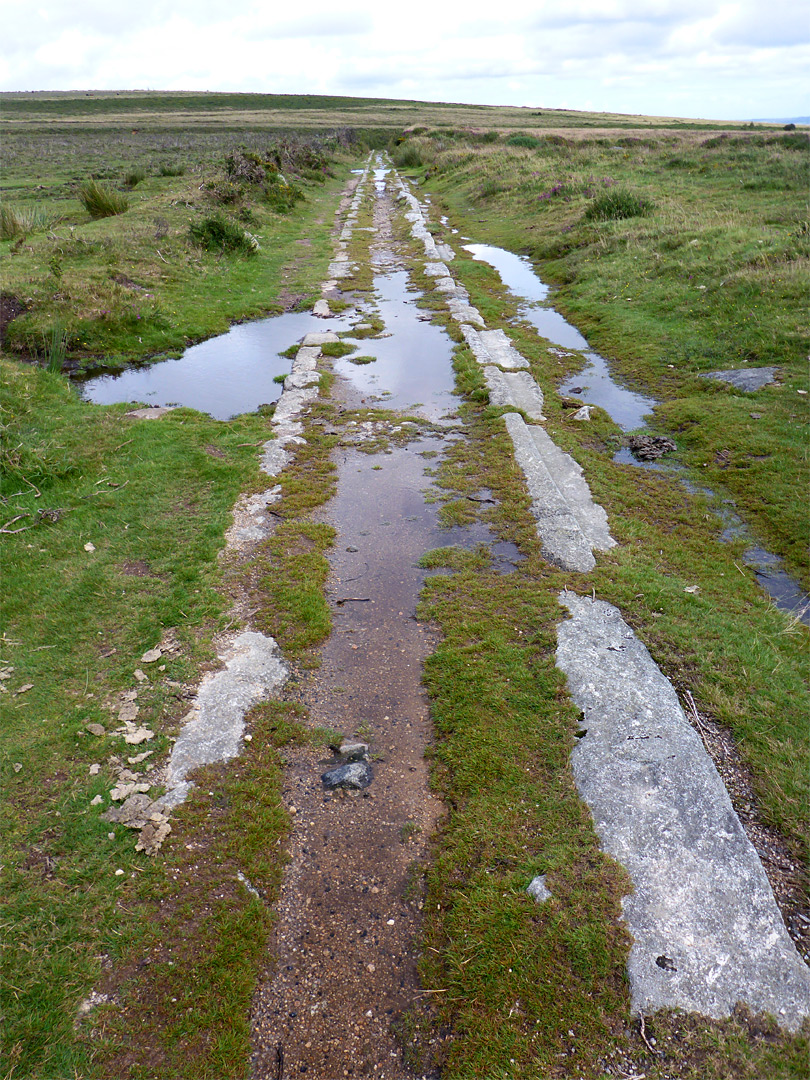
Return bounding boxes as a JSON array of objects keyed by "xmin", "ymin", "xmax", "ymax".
[
  {"xmin": 75, "ymin": 309, "xmax": 353, "ymax": 421},
  {"xmin": 463, "ymin": 242, "xmax": 809, "ymax": 624},
  {"xmin": 465, "ymin": 243, "xmax": 656, "ymax": 430}
]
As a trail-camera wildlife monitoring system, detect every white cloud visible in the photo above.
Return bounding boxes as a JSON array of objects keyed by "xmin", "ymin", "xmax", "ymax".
[{"xmin": 1, "ymin": 0, "xmax": 806, "ymax": 119}]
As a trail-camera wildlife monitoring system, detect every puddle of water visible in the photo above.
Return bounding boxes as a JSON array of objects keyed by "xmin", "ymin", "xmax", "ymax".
[
  {"xmin": 465, "ymin": 242, "xmax": 655, "ymax": 430},
  {"xmin": 373, "ymin": 164, "xmax": 389, "ymax": 194},
  {"xmin": 466, "ymin": 243, "xmax": 807, "ymax": 622},
  {"xmin": 335, "ymin": 271, "xmax": 457, "ymax": 421},
  {"xmin": 75, "ymin": 310, "xmax": 353, "ymax": 421},
  {"xmin": 616, "ymin": 453, "xmax": 809, "ymax": 624},
  {"xmin": 559, "ymin": 353, "xmax": 656, "ymax": 431}
]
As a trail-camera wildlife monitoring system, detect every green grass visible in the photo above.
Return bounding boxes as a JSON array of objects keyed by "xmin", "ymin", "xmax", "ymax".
[
  {"xmin": 0, "ymin": 359, "xmax": 280, "ymax": 1078},
  {"xmin": 77, "ymin": 179, "xmax": 129, "ymax": 219},
  {"xmin": 403, "ymin": 128, "xmax": 810, "ymax": 588},
  {"xmin": 407, "ymin": 388, "xmax": 809, "ymax": 1078},
  {"xmin": 0, "ymin": 129, "xmax": 355, "ymax": 372},
  {"xmin": 0, "ymin": 125, "xmax": 354, "ymax": 1076}
]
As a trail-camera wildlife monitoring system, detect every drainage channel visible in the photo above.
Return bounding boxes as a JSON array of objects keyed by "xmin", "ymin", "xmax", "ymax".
[
  {"xmin": 250, "ymin": 157, "xmax": 516, "ymax": 1079},
  {"xmin": 464, "ymin": 242, "xmax": 809, "ymax": 624}
]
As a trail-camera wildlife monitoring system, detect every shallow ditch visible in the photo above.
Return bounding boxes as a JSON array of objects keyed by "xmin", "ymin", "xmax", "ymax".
[{"xmin": 464, "ymin": 241, "xmax": 809, "ymax": 624}]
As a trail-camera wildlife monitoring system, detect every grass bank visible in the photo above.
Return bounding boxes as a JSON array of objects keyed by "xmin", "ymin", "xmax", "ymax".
[
  {"xmin": 1, "ymin": 129, "xmax": 356, "ymax": 372},
  {"xmin": 394, "ymin": 128, "xmax": 809, "ymax": 588}
]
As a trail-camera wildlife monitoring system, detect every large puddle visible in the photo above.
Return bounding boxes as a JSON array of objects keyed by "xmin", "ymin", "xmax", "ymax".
[
  {"xmin": 464, "ymin": 242, "xmax": 808, "ymax": 624},
  {"xmin": 465, "ymin": 243, "xmax": 656, "ymax": 430},
  {"xmin": 75, "ymin": 310, "xmax": 353, "ymax": 421},
  {"xmin": 335, "ymin": 270, "xmax": 457, "ymax": 421}
]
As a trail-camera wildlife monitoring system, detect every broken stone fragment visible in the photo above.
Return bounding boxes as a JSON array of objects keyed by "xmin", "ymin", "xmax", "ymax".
[
  {"xmin": 110, "ymin": 781, "xmax": 151, "ymax": 802},
  {"xmin": 338, "ymin": 741, "xmax": 369, "ymax": 761},
  {"xmin": 140, "ymin": 648, "xmax": 162, "ymax": 664},
  {"xmin": 135, "ymin": 820, "xmax": 171, "ymax": 854},
  {"xmin": 102, "ymin": 792, "xmax": 154, "ymax": 827},
  {"xmin": 85, "ymin": 723, "xmax": 106, "ymax": 737},
  {"xmin": 127, "ymin": 750, "xmax": 153, "ymax": 765},
  {"xmin": 321, "ymin": 761, "xmax": 372, "ymax": 790},
  {"xmin": 121, "ymin": 725, "xmax": 154, "ymax": 745},
  {"xmin": 118, "ymin": 701, "xmax": 139, "ymax": 724},
  {"xmin": 527, "ymin": 875, "xmax": 552, "ymax": 903}
]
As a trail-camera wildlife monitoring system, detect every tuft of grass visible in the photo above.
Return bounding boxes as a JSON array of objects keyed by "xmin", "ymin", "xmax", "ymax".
[
  {"xmin": 189, "ymin": 213, "xmax": 259, "ymax": 255},
  {"xmin": 391, "ymin": 143, "xmax": 423, "ymax": 169},
  {"xmin": 320, "ymin": 340, "xmax": 356, "ymax": 358},
  {"xmin": 43, "ymin": 321, "xmax": 68, "ymax": 372},
  {"xmin": 0, "ymin": 203, "xmax": 55, "ymax": 239},
  {"xmin": 77, "ymin": 179, "xmax": 129, "ymax": 219},
  {"xmin": 584, "ymin": 187, "xmax": 654, "ymax": 220},
  {"xmin": 158, "ymin": 161, "xmax": 186, "ymax": 176},
  {"xmin": 124, "ymin": 166, "xmax": 146, "ymax": 188}
]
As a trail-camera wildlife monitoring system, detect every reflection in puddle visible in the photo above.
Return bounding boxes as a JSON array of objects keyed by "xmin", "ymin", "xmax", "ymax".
[
  {"xmin": 465, "ymin": 242, "xmax": 655, "ymax": 430},
  {"xmin": 336, "ymin": 271, "xmax": 457, "ymax": 421},
  {"xmin": 75, "ymin": 310, "xmax": 354, "ymax": 421}
]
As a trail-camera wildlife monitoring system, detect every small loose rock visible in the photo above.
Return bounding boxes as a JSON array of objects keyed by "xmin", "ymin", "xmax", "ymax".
[
  {"xmin": 321, "ymin": 761, "xmax": 373, "ymax": 790},
  {"xmin": 627, "ymin": 434, "xmax": 677, "ymax": 461}
]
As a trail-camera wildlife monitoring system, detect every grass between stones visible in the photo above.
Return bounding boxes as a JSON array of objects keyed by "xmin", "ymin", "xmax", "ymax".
[
  {"xmin": 3, "ymin": 109, "xmax": 809, "ymax": 1079},
  {"xmin": 406, "ymin": 388, "xmax": 809, "ymax": 1077}
]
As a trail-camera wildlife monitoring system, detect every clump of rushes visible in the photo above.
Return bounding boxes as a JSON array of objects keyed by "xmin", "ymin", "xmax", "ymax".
[
  {"xmin": 77, "ymin": 179, "xmax": 129, "ymax": 219},
  {"xmin": 391, "ymin": 143, "xmax": 423, "ymax": 168},
  {"xmin": 124, "ymin": 166, "xmax": 146, "ymax": 188},
  {"xmin": 0, "ymin": 203, "xmax": 55, "ymax": 239},
  {"xmin": 158, "ymin": 162, "xmax": 186, "ymax": 176},
  {"xmin": 43, "ymin": 321, "xmax": 68, "ymax": 373},
  {"xmin": 584, "ymin": 187, "xmax": 654, "ymax": 220},
  {"xmin": 189, "ymin": 213, "xmax": 259, "ymax": 254}
]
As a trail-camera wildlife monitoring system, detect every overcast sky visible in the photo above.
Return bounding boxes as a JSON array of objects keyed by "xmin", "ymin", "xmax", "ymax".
[{"xmin": 1, "ymin": 0, "xmax": 806, "ymax": 121}]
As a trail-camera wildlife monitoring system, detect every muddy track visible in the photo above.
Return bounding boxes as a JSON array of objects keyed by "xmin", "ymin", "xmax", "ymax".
[
  {"xmin": 152, "ymin": 156, "xmax": 808, "ymax": 1077},
  {"xmin": 251, "ymin": 163, "xmax": 455, "ymax": 1079}
]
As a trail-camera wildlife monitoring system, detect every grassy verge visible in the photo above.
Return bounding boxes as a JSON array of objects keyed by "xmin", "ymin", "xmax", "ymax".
[
  {"xmin": 397, "ymin": 128, "xmax": 810, "ymax": 588},
  {"xmin": 1, "ymin": 128, "xmax": 356, "ymax": 1075},
  {"xmin": 1, "ymin": 130, "xmax": 355, "ymax": 371}
]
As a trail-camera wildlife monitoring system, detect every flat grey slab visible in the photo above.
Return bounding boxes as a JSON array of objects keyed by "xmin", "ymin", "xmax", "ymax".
[
  {"xmin": 479, "ymin": 328, "xmax": 529, "ymax": 370},
  {"xmin": 504, "ymin": 413, "xmax": 596, "ymax": 572},
  {"xmin": 526, "ymin": 425, "xmax": 615, "ymax": 553},
  {"xmin": 699, "ymin": 367, "xmax": 778, "ymax": 391},
  {"xmin": 301, "ymin": 332, "xmax": 339, "ymax": 347},
  {"xmin": 555, "ymin": 592, "xmax": 810, "ymax": 1031},
  {"xmin": 448, "ymin": 302, "xmax": 485, "ymax": 327},
  {"xmin": 483, "ymin": 366, "xmax": 546, "ymax": 421},
  {"xmin": 460, "ymin": 324, "xmax": 527, "ymax": 368},
  {"xmin": 157, "ymin": 632, "xmax": 288, "ymax": 809}
]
